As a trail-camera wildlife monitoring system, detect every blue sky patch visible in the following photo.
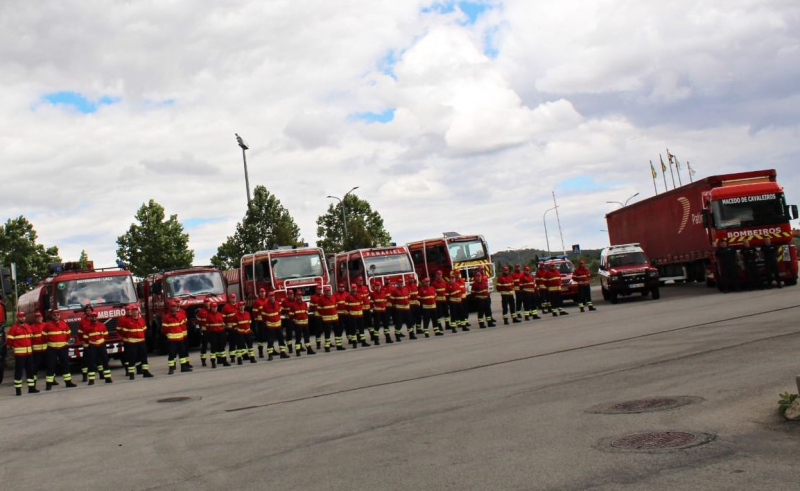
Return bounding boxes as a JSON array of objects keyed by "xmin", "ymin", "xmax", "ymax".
[
  {"xmin": 557, "ymin": 176, "xmax": 608, "ymax": 191},
  {"xmin": 351, "ymin": 108, "xmax": 396, "ymax": 124},
  {"xmin": 379, "ymin": 51, "xmax": 398, "ymax": 79},
  {"xmin": 484, "ymin": 26, "xmax": 500, "ymax": 58},
  {"xmin": 182, "ymin": 217, "xmax": 226, "ymax": 229},
  {"xmin": 422, "ymin": 1, "xmax": 492, "ymax": 25},
  {"xmin": 42, "ymin": 91, "xmax": 121, "ymax": 113}
]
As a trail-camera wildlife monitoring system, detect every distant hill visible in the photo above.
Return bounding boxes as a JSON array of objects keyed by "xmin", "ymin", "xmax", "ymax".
[{"xmin": 492, "ymin": 248, "xmax": 602, "ymax": 268}]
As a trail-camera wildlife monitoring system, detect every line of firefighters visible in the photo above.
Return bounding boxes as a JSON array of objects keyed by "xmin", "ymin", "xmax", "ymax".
[
  {"xmin": 5, "ymin": 262, "xmax": 597, "ymax": 396},
  {"xmin": 714, "ymin": 237, "xmax": 784, "ymax": 292}
]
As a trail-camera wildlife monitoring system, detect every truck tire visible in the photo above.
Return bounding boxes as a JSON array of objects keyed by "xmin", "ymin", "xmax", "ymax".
[
  {"xmin": 785, "ymin": 277, "xmax": 798, "ymax": 286},
  {"xmin": 609, "ymin": 291, "xmax": 619, "ymax": 304},
  {"xmin": 651, "ymin": 287, "xmax": 660, "ymax": 300}
]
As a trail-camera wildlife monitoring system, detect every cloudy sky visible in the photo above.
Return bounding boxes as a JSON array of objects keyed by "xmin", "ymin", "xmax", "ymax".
[{"xmin": 2, "ymin": 0, "xmax": 799, "ymax": 267}]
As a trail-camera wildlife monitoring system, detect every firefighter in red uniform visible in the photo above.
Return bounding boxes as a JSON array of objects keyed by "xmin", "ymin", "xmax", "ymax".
[
  {"xmin": 235, "ymin": 301, "xmax": 256, "ymax": 364},
  {"xmin": 281, "ymin": 289, "xmax": 296, "ymax": 354},
  {"xmin": 117, "ymin": 304, "xmax": 153, "ymax": 379},
  {"xmin": 431, "ymin": 271, "xmax": 449, "ymax": 331},
  {"xmin": 408, "ymin": 277, "xmax": 422, "ymax": 334},
  {"xmin": 291, "ymin": 293, "xmax": 315, "ymax": 356},
  {"xmin": 418, "ymin": 277, "xmax": 440, "ymax": 337},
  {"xmin": 520, "ymin": 266, "xmax": 541, "ymax": 320},
  {"xmin": 43, "ymin": 309, "xmax": 78, "ymax": 389},
  {"xmin": 263, "ymin": 292, "xmax": 290, "ymax": 359},
  {"xmin": 78, "ymin": 304, "xmax": 96, "ymax": 382},
  {"xmin": 471, "ymin": 271, "xmax": 495, "ymax": 328},
  {"xmin": 446, "ymin": 274, "xmax": 463, "ymax": 333},
  {"xmin": 390, "ymin": 281, "xmax": 416, "ymax": 341},
  {"xmin": 348, "ymin": 283, "xmax": 370, "ymax": 347},
  {"xmin": 309, "ymin": 286, "xmax": 324, "ymax": 350},
  {"xmin": 162, "ymin": 300, "xmax": 193, "ymax": 374},
  {"xmin": 8, "ymin": 311, "xmax": 38, "ymax": 395},
  {"xmin": 221, "ymin": 293, "xmax": 239, "ymax": 362},
  {"xmin": 206, "ymin": 302, "xmax": 229, "ymax": 367},
  {"xmin": 573, "ymin": 260, "xmax": 596, "ymax": 312},
  {"xmin": 497, "ymin": 266, "xmax": 521, "ymax": 325},
  {"xmin": 456, "ymin": 273, "xmax": 471, "ymax": 327},
  {"xmin": 512, "ymin": 264, "xmax": 525, "ymax": 321},
  {"xmin": 195, "ymin": 298, "xmax": 211, "ymax": 366},
  {"xmin": 356, "ymin": 276, "xmax": 372, "ymax": 335},
  {"xmin": 252, "ymin": 288, "xmax": 268, "ymax": 358},
  {"xmin": 544, "ymin": 263, "xmax": 568, "ymax": 316},
  {"xmin": 369, "ymin": 283, "xmax": 388, "ymax": 344},
  {"xmin": 334, "ymin": 283, "xmax": 351, "ymax": 350},
  {"xmin": 29, "ymin": 312, "xmax": 47, "ymax": 382},
  {"xmin": 535, "ymin": 265, "xmax": 550, "ymax": 314},
  {"xmin": 85, "ymin": 311, "xmax": 113, "ymax": 384},
  {"xmin": 317, "ymin": 288, "xmax": 340, "ymax": 352}
]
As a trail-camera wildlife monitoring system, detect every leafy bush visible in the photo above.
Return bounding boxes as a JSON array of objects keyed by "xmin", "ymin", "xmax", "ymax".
[{"xmin": 778, "ymin": 392, "xmax": 798, "ymax": 415}]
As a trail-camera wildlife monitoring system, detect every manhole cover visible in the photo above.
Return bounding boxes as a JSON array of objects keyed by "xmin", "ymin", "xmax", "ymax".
[
  {"xmin": 157, "ymin": 396, "xmax": 192, "ymax": 403},
  {"xmin": 599, "ymin": 431, "xmax": 715, "ymax": 453},
  {"xmin": 588, "ymin": 396, "xmax": 704, "ymax": 414}
]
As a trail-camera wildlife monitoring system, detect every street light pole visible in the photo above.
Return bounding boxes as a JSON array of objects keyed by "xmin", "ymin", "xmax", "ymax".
[
  {"xmin": 235, "ymin": 133, "xmax": 251, "ymax": 206},
  {"xmin": 552, "ymin": 191, "xmax": 566, "ymax": 255},
  {"xmin": 327, "ymin": 186, "xmax": 359, "ymax": 250},
  {"xmin": 606, "ymin": 192, "xmax": 640, "ymax": 209},
  {"xmin": 543, "ymin": 206, "xmax": 558, "ymax": 256}
]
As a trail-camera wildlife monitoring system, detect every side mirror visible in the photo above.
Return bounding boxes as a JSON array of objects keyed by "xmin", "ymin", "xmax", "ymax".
[
  {"xmin": 789, "ymin": 205, "xmax": 799, "ymax": 220},
  {"xmin": 701, "ymin": 209, "xmax": 710, "ymax": 228}
]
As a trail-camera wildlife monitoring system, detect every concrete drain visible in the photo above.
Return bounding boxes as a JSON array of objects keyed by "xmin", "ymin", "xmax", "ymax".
[
  {"xmin": 600, "ymin": 431, "xmax": 715, "ymax": 453},
  {"xmin": 588, "ymin": 396, "xmax": 703, "ymax": 414},
  {"xmin": 157, "ymin": 396, "xmax": 194, "ymax": 403}
]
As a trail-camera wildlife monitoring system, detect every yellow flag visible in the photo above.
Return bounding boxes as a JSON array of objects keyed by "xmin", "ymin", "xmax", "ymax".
[
  {"xmin": 650, "ymin": 161, "xmax": 657, "ymax": 179},
  {"xmin": 660, "ymin": 154, "xmax": 667, "ymax": 172}
]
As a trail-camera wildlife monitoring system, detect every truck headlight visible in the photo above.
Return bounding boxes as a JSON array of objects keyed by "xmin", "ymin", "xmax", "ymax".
[{"xmin": 610, "ymin": 275, "xmax": 621, "ymax": 282}]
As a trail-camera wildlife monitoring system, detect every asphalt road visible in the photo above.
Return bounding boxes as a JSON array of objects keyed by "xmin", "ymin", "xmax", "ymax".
[{"xmin": 2, "ymin": 284, "xmax": 799, "ymax": 491}]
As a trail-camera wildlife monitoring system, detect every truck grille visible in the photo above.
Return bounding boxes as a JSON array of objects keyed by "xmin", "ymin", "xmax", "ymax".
[{"xmin": 621, "ymin": 274, "xmax": 646, "ymax": 285}]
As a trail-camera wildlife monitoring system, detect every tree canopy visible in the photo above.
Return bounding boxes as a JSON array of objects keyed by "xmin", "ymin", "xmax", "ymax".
[
  {"xmin": 316, "ymin": 194, "xmax": 392, "ymax": 253},
  {"xmin": 211, "ymin": 186, "xmax": 303, "ymax": 270},
  {"xmin": 116, "ymin": 199, "xmax": 194, "ymax": 277},
  {"xmin": 0, "ymin": 216, "xmax": 61, "ymax": 294}
]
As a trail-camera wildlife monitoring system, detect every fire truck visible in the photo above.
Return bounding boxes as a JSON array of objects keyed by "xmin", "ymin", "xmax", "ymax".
[
  {"xmin": 16, "ymin": 261, "xmax": 138, "ymax": 361},
  {"xmin": 407, "ymin": 232, "xmax": 494, "ymax": 302},
  {"xmin": 606, "ymin": 169, "xmax": 798, "ymax": 287},
  {"xmin": 332, "ymin": 246, "xmax": 418, "ymax": 290},
  {"xmin": 139, "ymin": 266, "xmax": 227, "ymax": 352},
  {"xmin": 227, "ymin": 246, "xmax": 330, "ymax": 304}
]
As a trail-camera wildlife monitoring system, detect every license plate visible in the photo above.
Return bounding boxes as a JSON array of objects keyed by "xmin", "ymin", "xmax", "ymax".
[{"xmin": 629, "ymin": 283, "xmax": 644, "ymax": 288}]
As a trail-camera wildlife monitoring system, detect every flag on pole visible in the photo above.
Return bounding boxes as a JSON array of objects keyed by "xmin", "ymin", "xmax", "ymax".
[
  {"xmin": 650, "ymin": 161, "xmax": 657, "ymax": 179},
  {"xmin": 660, "ymin": 154, "xmax": 667, "ymax": 172},
  {"xmin": 688, "ymin": 161, "xmax": 695, "ymax": 176}
]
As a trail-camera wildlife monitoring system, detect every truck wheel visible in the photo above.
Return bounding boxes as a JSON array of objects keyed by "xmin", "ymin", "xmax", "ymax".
[
  {"xmin": 609, "ymin": 291, "xmax": 619, "ymax": 304},
  {"xmin": 651, "ymin": 287, "xmax": 660, "ymax": 300},
  {"xmin": 785, "ymin": 278, "xmax": 798, "ymax": 286}
]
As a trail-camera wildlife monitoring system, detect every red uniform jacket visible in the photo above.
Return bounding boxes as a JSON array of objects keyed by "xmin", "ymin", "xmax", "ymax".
[
  {"xmin": 262, "ymin": 301, "xmax": 282, "ymax": 328},
  {"xmin": 370, "ymin": 290, "xmax": 388, "ymax": 312},
  {"xmin": 512, "ymin": 271, "xmax": 524, "ymax": 292},
  {"xmin": 496, "ymin": 274, "xmax": 515, "ymax": 295},
  {"xmin": 252, "ymin": 297, "xmax": 268, "ymax": 321},
  {"xmin": 7, "ymin": 322, "xmax": 33, "ymax": 357},
  {"xmin": 334, "ymin": 291, "xmax": 350, "ymax": 317},
  {"xmin": 117, "ymin": 315, "xmax": 146, "ymax": 344},
  {"xmin": 206, "ymin": 311, "xmax": 225, "ymax": 332},
  {"xmin": 234, "ymin": 311, "xmax": 252, "ymax": 334},
  {"xmin": 317, "ymin": 295, "xmax": 339, "ymax": 322},
  {"xmin": 85, "ymin": 320, "xmax": 109, "ymax": 346},
  {"xmin": 431, "ymin": 279, "xmax": 447, "ymax": 302},
  {"xmin": 44, "ymin": 319, "xmax": 71, "ymax": 349},
  {"xmin": 391, "ymin": 286, "xmax": 411, "ymax": 310},
  {"xmin": 573, "ymin": 266, "xmax": 591, "ymax": 286},
  {"xmin": 292, "ymin": 299, "xmax": 309, "ymax": 325},
  {"xmin": 347, "ymin": 293, "xmax": 363, "ymax": 317},
  {"xmin": 471, "ymin": 277, "xmax": 489, "ymax": 299},
  {"xmin": 418, "ymin": 285, "xmax": 437, "ymax": 309},
  {"xmin": 161, "ymin": 312, "xmax": 187, "ymax": 341},
  {"xmin": 28, "ymin": 321, "xmax": 47, "ymax": 353},
  {"xmin": 221, "ymin": 302, "xmax": 238, "ymax": 330}
]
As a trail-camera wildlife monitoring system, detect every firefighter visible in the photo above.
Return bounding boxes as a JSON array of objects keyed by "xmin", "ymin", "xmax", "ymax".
[
  {"xmin": 456, "ymin": 272, "xmax": 471, "ymax": 327},
  {"xmin": 497, "ymin": 266, "xmax": 521, "ymax": 325},
  {"xmin": 85, "ymin": 312, "xmax": 113, "ymax": 385},
  {"xmin": 535, "ymin": 265, "xmax": 550, "ymax": 314},
  {"xmin": 309, "ymin": 286, "xmax": 324, "ymax": 350},
  {"xmin": 573, "ymin": 260, "xmax": 596, "ymax": 312},
  {"xmin": 8, "ymin": 311, "xmax": 38, "ymax": 395},
  {"xmin": 334, "ymin": 283, "xmax": 351, "ymax": 349},
  {"xmin": 206, "ymin": 302, "xmax": 230, "ymax": 368},
  {"xmin": 762, "ymin": 237, "xmax": 782, "ymax": 288},
  {"xmin": 520, "ymin": 266, "xmax": 540, "ymax": 320},
  {"xmin": 281, "ymin": 289, "xmax": 296, "ymax": 354},
  {"xmin": 77, "ymin": 304, "xmax": 95, "ymax": 382},
  {"xmin": 348, "ymin": 283, "xmax": 370, "ymax": 347},
  {"xmin": 512, "ymin": 264, "xmax": 525, "ymax": 321},
  {"xmin": 356, "ymin": 276, "xmax": 373, "ymax": 335},
  {"xmin": 419, "ymin": 277, "xmax": 440, "ymax": 337},
  {"xmin": 471, "ymin": 271, "xmax": 494, "ymax": 328},
  {"xmin": 741, "ymin": 240, "xmax": 761, "ymax": 290},
  {"xmin": 317, "ymin": 288, "xmax": 340, "ymax": 352},
  {"xmin": 221, "ymin": 293, "xmax": 239, "ymax": 363},
  {"xmin": 195, "ymin": 298, "xmax": 211, "ymax": 366},
  {"xmin": 408, "ymin": 277, "xmax": 423, "ymax": 334},
  {"xmin": 234, "ymin": 301, "xmax": 256, "ymax": 364},
  {"xmin": 43, "ymin": 309, "xmax": 78, "ymax": 389},
  {"xmin": 390, "ymin": 281, "xmax": 416, "ymax": 340},
  {"xmin": 431, "ymin": 271, "xmax": 450, "ymax": 331},
  {"xmin": 447, "ymin": 274, "xmax": 464, "ymax": 333},
  {"xmin": 545, "ymin": 263, "xmax": 568, "ymax": 316},
  {"xmin": 369, "ymin": 283, "xmax": 389, "ymax": 344},
  {"xmin": 715, "ymin": 239, "xmax": 739, "ymax": 293},
  {"xmin": 263, "ymin": 292, "xmax": 291, "ymax": 359},
  {"xmin": 117, "ymin": 304, "xmax": 153, "ymax": 379},
  {"xmin": 252, "ymin": 288, "xmax": 269, "ymax": 358},
  {"xmin": 291, "ymin": 293, "xmax": 315, "ymax": 356},
  {"xmin": 28, "ymin": 312, "xmax": 47, "ymax": 383},
  {"xmin": 162, "ymin": 300, "xmax": 192, "ymax": 374}
]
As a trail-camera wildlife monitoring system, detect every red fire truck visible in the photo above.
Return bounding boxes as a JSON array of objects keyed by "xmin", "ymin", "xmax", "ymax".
[
  {"xmin": 606, "ymin": 169, "xmax": 798, "ymax": 286},
  {"xmin": 407, "ymin": 233, "xmax": 494, "ymax": 297},
  {"xmin": 17, "ymin": 261, "xmax": 138, "ymax": 360},
  {"xmin": 332, "ymin": 246, "xmax": 418, "ymax": 290},
  {"xmin": 228, "ymin": 246, "xmax": 330, "ymax": 304},
  {"xmin": 139, "ymin": 266, "xmax": 227, "ymax": 351}
]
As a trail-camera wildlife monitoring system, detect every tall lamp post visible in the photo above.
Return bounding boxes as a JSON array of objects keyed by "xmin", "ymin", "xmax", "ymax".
[
  {"xmin": 327, "ymin": 186, "xmax": 359, "ymax": 250},
  {"xmin": 606, "ymin": 192, "xmax": 640, "ymax": 208},
  {"xmin": 543, "ymin": 206, "xmax": 558, "ymax": 256},
  {"xmin": 235, "ymin": 133, "xmax": 251, "ymax": 206}
]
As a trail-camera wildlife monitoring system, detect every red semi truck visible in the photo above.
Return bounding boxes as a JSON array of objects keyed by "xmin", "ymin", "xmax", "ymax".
[{"xmin": 606, "ymin": 169, "xmax": 798, "ymax": 286}]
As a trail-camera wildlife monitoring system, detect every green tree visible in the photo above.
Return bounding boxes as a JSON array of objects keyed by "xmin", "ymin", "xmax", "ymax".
[
  {"xmin": 316, "ymin": 194, "xmax": 392, "ymax": 253},
  {"xmin": 0, "ymin": 216, "xmax": 61, "ymax": 294},
  {"xmin": 78, "ymin": 249, "xmax": 89, "ymax": 269},
  {"xmin": 116, "ymin": 199, "xmax": 194, "ymax": 277},
  {"xmin": 211, "ymin": 186, "xmax": 303, "ymax": 270}
]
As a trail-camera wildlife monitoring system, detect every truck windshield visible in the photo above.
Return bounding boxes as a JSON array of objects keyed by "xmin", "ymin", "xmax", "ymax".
[
  {"xmin": 364, "ymin": 254, "xmax": 413, "ymax": 276},
  {"xmin": 166, "ymin": 272, "xmax": 225, "ymax": 298},
  {"xmin": 608, "ymin": 253, "xmax": 647, "ymax": 267},
  {"xmin": 550, "ymin": 262, "xmax": 574, "ymax": 274},
  {"xmin": 271, "ymin": 254, "xmax": 325, "ymax": 280},
  {"xmin": 448, "ymin": 239, "xmax": 487, "ymax": 262},
  {"xmin": 56, "ymin": 275, "xmax": 137, "ymax": 309},
  {"xmin": 712, "ymin": 193, "xmax": 786, "ymax": 229}
]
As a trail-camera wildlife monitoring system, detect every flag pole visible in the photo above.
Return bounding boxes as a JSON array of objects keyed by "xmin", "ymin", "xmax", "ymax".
[
  {"xmin": 660, "ymin": 154, "xmax": 669, "ymax": 190},
  {"xmin": 688, "ymin": 161, "xmax": 694, "ymax": 183},
  {"xmin": 650, "ymin": 160, "xmax": 658, "ymax": 195},
  {"xmin": 667, "ymin": 151, "xmax": 676, "ymax": 189}
]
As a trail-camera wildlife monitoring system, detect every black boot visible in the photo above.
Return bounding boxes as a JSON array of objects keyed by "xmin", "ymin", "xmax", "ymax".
[
  {"xmin": 296, "ymin": 349, "xmax": 302, "ymax": 357},
  {"xmin": 168, "ymin": 366, "xmax": 175, "ymax": 375},
  {"xmin": 361, "ymin": 340, "xmax": 370, "ymax": 347},
  {"xmin": 324, "ymin": 346, "xmax": 330, "ymax": 353},
  {"xmin": 479, "ymin": 322, "xmax": 486, "ymax": 329},
  {"xmin": 250, "ymin": 356, "xmax": 257, "ymax": 363},
  {"xmin": 258, "ymin": 346, "xmax": 265, "ymax": 359},
  {"xmin": 336, "ymin": 346, "xmax": 346, "ymax": 351},
  {"xmin": 504, "ymin": 319, "xmax": 509, "ymax": 325},
  {"xmin": 580, "ymin": 306, "xmax": 585, "ymax": 312},
  {"xmin": 409, "ymin": 332, "xmax": 417, "ymax": 340},
  {"xmin": 488, "ymin": 320, "xmax": 497, "ymax": 327},
  {"xmin": 82, "ymin": 372, "xmax": 88, "ymax": 383},
  {"xmin": 221, "ymin": 358, "xmax": 231, "ymax": 367},
  {"xmin": 136, "ymin": 365, "xmax": 143, "ymax": 375},
  {"xmin": 88, "ymin": 379, "xmax": 95, "ymax": 386},
  {"xmin": 46, "ymin": 382, "xmax": 53, "ymax": 391},
  {"xmin": 525, "ymin": 316, "xmax": 530, "ymax": 321},
  {"xmin": 589, "ymin": 305, "xmax": 596, "ymax": 311},
  {"xmin": 307, "ymin": 347, "xmax": 316, "ymax": 355},
  {"xmin": 129, "ymin": 372, "xmax": 135, "ymax": 380},
  {"xmin": 237, "ymin": 357, "xmax": 243, "ymax": 366},
  {"xmin": 15, "ymin": 388, "xmax": 22, "ymax": 396},
  {"xmin": 560, "ymin": 310, "xmax": 569, "ymax": 316},
  {"xmin": 142, "ymin": 370, "xmax": 154, "ymax": 378},
  {"xmin": 552, "ymin": 311, "xmax": 559, "ymax": 317},
  {"xmin": 52, "ymin": 380, "xmax": 59, "ymax": 386},
  {"xmin": 316, "ymin": 341, "xmax": 322, "ymax": 350},
  {"xmin": 451, "ymin": 327, "xmax": 457, "ymax": 333},
  {"xmin": 181, "ymin": 363, "xmax": 193, "ymax": 372},
  {"xmin": 512, "ymin": 318, "xmax": 521, "ymax": 324},
  {"xmin": 462, "ymin": 326, "xmax": 470, "ymax": 332},
  {"xmin": 435, "ymin": 331, "xmax": 444, "ymax": 336},
  {"xmin": 394, "ymin": 334, "xmax": 402, "ymax": 342},
  {"xmin": 533, "ymin": 314, "xmax": 541, "ymax": 320},
  {"xmin": 211, "ymin": 358, "xmax": 217, "ymax": 369},
  {"xmin": 29, "ymin": 386, "xmax": 41, "ymax": 394},
  {"xmin": 65, "ymin": 380, "xmax": 78, "ymax": 387},
  {"xmin": 280, "ymin": 351, "xmax": 290, "ymax": 358},
  {"xmin": 105, "ymin": 378, "xmax": 113, "ymax": 384},
  {"xmin": 385, "ymin": 335, "xmax": 393, "ymax": 344},
  {"xmin": 287, "ymin": 343, "xmax": 294, "ymax": 354},
  {"xmin": 373, "ymin": 337, "xmax": 380, "ymax": 346},
  {"xmin": 201, "ymin": 358, "xmax": 207, "ymax": 367},
  {"xmin": 268, "ymin": 352, "xmax": 275, "ymax": 360}
]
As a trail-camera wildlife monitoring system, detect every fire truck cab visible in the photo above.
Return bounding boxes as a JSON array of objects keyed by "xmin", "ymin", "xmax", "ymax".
[
  {"xmin": 407, "ymin": 233, "xmax": 494, "ymax": 296},
  {"xmin": 238, "ymin": 246, "xmax": 330, "ymax": 303},
  {"xmin": 17, "ymin": 261, "xmax": 138, "ymax": 360},
  {"xmin": 140, "ymin": 266, "xmax": 227, "ymax": 351},
  {"xmin": 333, "ymin": 246, "xmax": 418, "ymax": 290}
]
